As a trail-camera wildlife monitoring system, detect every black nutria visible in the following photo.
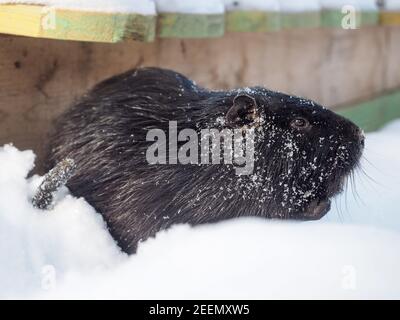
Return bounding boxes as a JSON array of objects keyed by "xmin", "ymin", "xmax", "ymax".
[{"xmin": 48, "ymin": 67, "xmax": 364, "ymax": 254}]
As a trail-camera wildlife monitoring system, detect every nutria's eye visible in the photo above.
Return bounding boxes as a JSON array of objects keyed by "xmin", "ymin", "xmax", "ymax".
[{"xmin": 290, "ymin": 117, "xmax": 310, "ymax": 130}]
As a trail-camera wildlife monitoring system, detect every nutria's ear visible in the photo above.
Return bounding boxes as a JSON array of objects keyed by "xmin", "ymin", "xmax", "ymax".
[{"xmin": 226, "ymin": 94, "xmax": 258, "ymax": 127}]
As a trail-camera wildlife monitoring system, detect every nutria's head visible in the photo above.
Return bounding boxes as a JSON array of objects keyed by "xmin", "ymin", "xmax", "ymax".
[{"xmin": 217, "ymin": 88, "xmax": 364, "ymax": 220}]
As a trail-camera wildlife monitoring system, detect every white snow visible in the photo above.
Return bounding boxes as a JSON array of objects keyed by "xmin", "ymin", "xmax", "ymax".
[
  {"xmin": 1, "ymin": 119, "xmax": 400, "ymax": 299},
  {"xmin": 320, "ymin": 0, "xmax": 378, "ymax": 10},
  {"xmin": 0, "ymin": 0, "xmax": 156, "ymax": 14},
  {"xmin": 36, "ymin": 223, "xmax": 400, "ymax": 299},
  {"xmin": 278, "ymin": 0, "xmax": 320, "ymax": 12},
  {"xmin": 223, "ymin": 0, "xmax": 280, "ymax": 12},
  {"xmin": 385, "ymin": 0, "xmax": 400, "ymax": 10},
  {"xmin": 155, "ymin": 0, "xmax": 225, "ymax": 14},
  {"xmin": 0, "ymin": 145, "xmax": 124, "ymax": 299}
]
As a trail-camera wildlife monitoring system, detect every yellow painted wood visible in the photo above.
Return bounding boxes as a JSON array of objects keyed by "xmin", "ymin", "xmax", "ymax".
[
  {"xmin": 0, "ymin": 4, "xmax": 42, "ymax": 37},
  {"xmin": 0, "ymin": 4, "xmax": 155, "ymax": 43},
  {"xmin": 380, "ymin": 12, "xmax": 400, "ymax": 25}
]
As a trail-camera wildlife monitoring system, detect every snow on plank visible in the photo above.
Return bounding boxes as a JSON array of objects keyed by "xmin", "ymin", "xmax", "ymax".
[
  {"xmin": 0, "ymin": 0, "xmax": 156, "ymax": 42},
  {"xmin": 156, "ymin": 0, "xmax": 225, "ymax": 38}
]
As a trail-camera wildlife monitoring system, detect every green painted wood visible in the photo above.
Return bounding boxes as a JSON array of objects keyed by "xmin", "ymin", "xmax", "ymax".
[
  {"xmin": 42, "ymin": 11, "xmax": 155, "ymax": 43},
  {"xmin": 281, "ymin": 12, "xmax": 321, "ymax": 29},
  {"xmin": 42, "ymin": 11, "xmax": 124, "ymax": 42},
  {"xmin": 121, "ymin": 14, "xmax": 156, "ymax": 42},
  {"xmin": 321, "ymin": 10, "xmax": 378, "ymax": 28},
  {"xmin": 360, "ymin": 11, "xmax": 379, "ymax": 26},
  {"xmin": 225, "ymin": 11, "xmax": 280, "ymax": 32},
  {"xmin": 321, "ymin": 10, "xmax": 355, "ymax": 28},
  {"xmin": 382, "ymin": 92, "xmax": 400, "ymax": 125},
  {"xmin": 321, "ymin": 10, "xmax": 341, "ymax": 28},
  {"xmin": 157, "ymin": 13, "xmax": 225, "ymax": 38},
  {"xmin": 338, "ymin": 91, "xmax": 400, "ymax": 132}
]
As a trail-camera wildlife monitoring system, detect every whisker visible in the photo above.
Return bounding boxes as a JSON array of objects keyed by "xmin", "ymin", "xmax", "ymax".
[
  {"xmin": 351, "ymin": 170, "xmax": 364, "ymax": 207},
  {"xmin": 359, "ymin": 157, "xmax": 381, "ymax": 186},
  {"xmin": 356, "ymin": 162, "xmax": 384, "ymax": 197},
  {"xmin": 333, "ymin": 197, "xmax": 343, "ymax": 223}
]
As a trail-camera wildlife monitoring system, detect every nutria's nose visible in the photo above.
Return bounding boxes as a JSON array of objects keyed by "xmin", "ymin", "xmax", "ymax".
[
  {"xmin": 357, "ymin": 129, "xmax": 365, "ymax": 147},
  {"xmin": 349, "ymin": 123, "xmax": 365, "ymax": 148}
]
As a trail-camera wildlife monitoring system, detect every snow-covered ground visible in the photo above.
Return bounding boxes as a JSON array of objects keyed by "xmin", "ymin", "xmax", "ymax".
[{"xmin": 1, "ymin": 120, "xmax": 400, "ymax": 299}]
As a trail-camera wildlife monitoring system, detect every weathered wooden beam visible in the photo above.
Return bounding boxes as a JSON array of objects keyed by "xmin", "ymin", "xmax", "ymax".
[
  {"xmin": 224, "ymin": 0, "xmax": 280, "ymax": 32},
  {"xmin": 338, "ymin": 90, "xmax": 400, "ymax": 132},
  {"xmin": 381, "ymin": 12, "xmax": 400, "ymax": 25},
  {"xmin": 0, "ymin": 27, "xmax": 399, "ymax": 171},
  {"xmin": 320, "ymin": 0, "xmax": 379, "ymax": 28},
  {"xmin": 0, "ymin": 4, "xmax": 156, "ymax": 43},
  {"xmin": 380, "ymin": 0, "xmax": 400, "ymax": 25},
  {"xmin": 157, "ymin": 13, "xmax": 224, "ymax": 38},
  {"xmin": 155, "ymin": 0, "xmax": 225, "ymax": 39},
  {"xmin": 0, "ymin": 4, "xmax": 43, "ymax": 37},
  {"xmin": 279, "ymin": 0, "xmax": 321, "ymax": 29},
  {"xmin": 1, "ymin": 1, "xmax": 399, "ymax": 42},
  {"xmin": 225, "ymin": 11, "xmax": 280, "ymax": 32}
]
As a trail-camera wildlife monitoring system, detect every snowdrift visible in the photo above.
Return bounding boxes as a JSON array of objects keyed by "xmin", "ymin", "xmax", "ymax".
[{"xmin": 1, "ymin": 120, "xmax": 400, "ymax": 299}]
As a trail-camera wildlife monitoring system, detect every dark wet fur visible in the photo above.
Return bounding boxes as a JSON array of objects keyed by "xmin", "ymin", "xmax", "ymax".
[{"xmin": 48, "ymin": 67, "xmax": 364, "ymax": 254}]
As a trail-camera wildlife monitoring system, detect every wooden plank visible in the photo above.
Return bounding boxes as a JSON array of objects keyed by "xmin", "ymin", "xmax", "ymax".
[
  {"xmin": 281, "ymin": 12, "xmax": 321, "ymax": 29},
  {"xmin": 42, "ymin": 10, "xmax": 130, "ymax": 43},
  {"xmin": 0, "ymin": 4, "xmax": 42, "ymax": 37},
  {"xmin": 382, "ymin": 91, "xmax": 400, "ymax": 124},
  {"xmin": 321, "ymin": 10, "xmax": 379, "ymax": 28},
  {"xmin": 0, "ymin": 4, "xmax": 156, "ymax": 43},
  {"xmin": 321, "ymin": 10, "xmax": 351, "ymax": 28},
  {"xmin": 1, "ymin": 28, "xmax": 399, "ymax": 171},
  {"xmin": 381, "ymin": 12, "xmax": 400, "ymax": 25},
  {"xmin": 123, "ymin": 13, "xmax": 156, "ymax": 42},
  {"xmin": 44, "ymin": 10, "xmax": 155, "ymax": 42},
  {"xmin": 279, "ymin": 0, "xmax": 321, "ymax": 29},
  {"xmin": 0, "ymin": 3, "xmax": 390, "ymax": 42},
  {"xmin": 225, "ymin": 11, "xmax": 280, "ymax": 32},
  {"xmin": 338, "ymin": 91, "xmax": 400, "ymax": 132},
  {"xmin": 361, "ymin": 11, "xmax": 379, "ymax": 26},
  {"xmin": 320, "ymin": 0, "xmax": 379, "ymax": 28},
  {"xmin": 157, "ymin": 13, "xmax": 224, "ymax": 38}
]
